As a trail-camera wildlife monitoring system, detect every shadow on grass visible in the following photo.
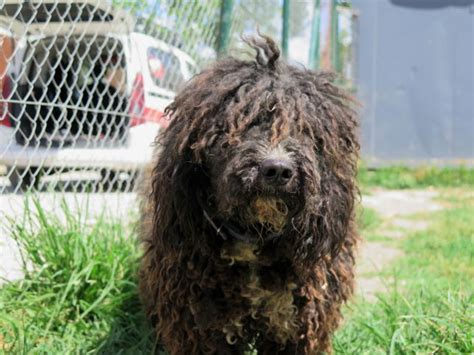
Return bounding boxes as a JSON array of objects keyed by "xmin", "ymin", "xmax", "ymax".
[{"xmin": 94, "ymin": 284, "xmax": 164, "ymax": 354}]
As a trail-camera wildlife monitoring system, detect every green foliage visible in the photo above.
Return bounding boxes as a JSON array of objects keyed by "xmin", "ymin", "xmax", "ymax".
[
  {"xmin": 0, "ymin": 200, "xmax": 153, "ymax": 353},
  {"xmin": 236, "ymin": 0, "xmax": 309, "ymax": 37},
  {"xmin": 357, "ymin": 206, "xmax": 382, "ymax": 234},
  {"xmin": 113, "ymin": 0, "xmax": 220, "ymax": 62},
  {"xmin": 334, "ymin": 289, "xmax": 472, "ymax": 354},
  {"xmin": 359, "ymin": 165, "xmax": 474, "ymax": 189},
  {"xmin": 335, "ymin": 192, "xmax": 474, "ymax": 353}
]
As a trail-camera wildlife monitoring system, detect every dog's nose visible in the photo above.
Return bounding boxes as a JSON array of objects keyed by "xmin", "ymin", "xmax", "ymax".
[{"xmin": 261, "ymin": 159, "xmax": 294, "ymax": 185}]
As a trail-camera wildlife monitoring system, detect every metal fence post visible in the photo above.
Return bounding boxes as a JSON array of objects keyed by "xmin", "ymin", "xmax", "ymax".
[
  {"xmin": 308, "ymin": 0, "xmax": 321, "ymax": 69},
  {"xmin": 282, "ymin": 0, "xmax": 290, "ymax": 59},
  {"xmin": 331, "ymin": 0, "xmax": 340, "ymax": 72},
  {"xmin": 217, "ymin": 0, "xmax": 235, "ymax": 58}
]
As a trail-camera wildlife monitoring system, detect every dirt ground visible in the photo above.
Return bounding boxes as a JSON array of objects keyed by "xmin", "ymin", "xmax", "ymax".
[
  {"xmin": 356, "ymin": 189, "xmax": 442, "ymax": 300},
  {"xmin": 1, "ymin": 187, "xmax": 442, "ymax": 293}
]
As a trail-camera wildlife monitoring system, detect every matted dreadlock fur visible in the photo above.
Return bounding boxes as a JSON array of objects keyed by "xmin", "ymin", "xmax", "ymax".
[{"xmin": 139, "ymin": 34, "xmax": 359, "ymax": 354}]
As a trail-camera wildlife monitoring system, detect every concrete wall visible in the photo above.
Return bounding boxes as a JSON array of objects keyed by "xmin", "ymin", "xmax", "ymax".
[{"xmin": 352, "ymin": 0, "xmax": 474, "ymax": 165}]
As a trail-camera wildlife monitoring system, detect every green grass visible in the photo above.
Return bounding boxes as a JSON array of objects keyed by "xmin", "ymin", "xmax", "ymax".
[
  {"xmin": 0, "ymin": 200, "xmax": 154, "ymax": 354},
  {"xmin": 357, "ymin": 206, "xmax": 382, "ymax": 234},
  {"xmin": 356, "ymin": 206, "xmax": 396, "ymax": 243},
  {"xmin": 0, "ymin": 190, "xmax": 472, "ymax": 353},
  {"xmin": 334, "ymin": 192, "xmax": 474, "ymax": 354},
  {"xmin": 359, "ymin": 165, "xmax": 474, "ymax": 189}
]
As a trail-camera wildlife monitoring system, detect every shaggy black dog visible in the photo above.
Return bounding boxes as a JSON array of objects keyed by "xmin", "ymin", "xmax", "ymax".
[{"xmin": 139, "ymin": 35, "xmax": 359, "ymax": 354}]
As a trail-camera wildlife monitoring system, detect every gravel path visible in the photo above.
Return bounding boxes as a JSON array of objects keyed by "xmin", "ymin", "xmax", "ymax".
[{"xmin": 356, "ymin": 189, "xmax": 442, "ymax": 300}]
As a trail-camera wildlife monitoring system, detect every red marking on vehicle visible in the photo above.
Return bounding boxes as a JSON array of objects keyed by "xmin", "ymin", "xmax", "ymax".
[
  {"xmin": 0, "ymin": 77, "xmax": 12, "ymax": 127},
  {"xmin": 129, "ymin": 72, "xmax": 169, "ymax": 128}
]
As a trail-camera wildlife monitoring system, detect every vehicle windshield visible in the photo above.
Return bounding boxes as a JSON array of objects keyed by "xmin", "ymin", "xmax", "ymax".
[{"xmin": 147, "ymin": 47, "xmax": 186, "ymax": 92}]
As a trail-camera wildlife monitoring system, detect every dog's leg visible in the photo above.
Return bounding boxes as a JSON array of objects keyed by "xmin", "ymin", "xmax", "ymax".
[
  {"xmin": 198, "ymin": 330, "xmax": 247, "ymax": 355},
  {"xmin": 157, "ymin": 317, "xmax": 247, "ymax": 355},
  {"xmin": 256, "ymin": 338, "xmax": 332, "ymax": 355},
  {"xmin": 254, "ymin": 291, "xmax": 341, "ymax": 354},
  {"xmin": 256, "ymin": 339, "xmax": 299, "ymax": 355}
]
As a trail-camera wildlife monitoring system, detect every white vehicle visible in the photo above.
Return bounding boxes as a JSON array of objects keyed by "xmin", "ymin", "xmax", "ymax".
[{"xmin": 0, "ymin": 0, "xmax": 197, "ymax": 190}]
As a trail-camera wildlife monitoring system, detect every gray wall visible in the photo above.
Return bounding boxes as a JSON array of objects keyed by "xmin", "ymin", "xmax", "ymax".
[{"xmin": 353, "ymin": 0, "xmax": 474, "ymax": 166}]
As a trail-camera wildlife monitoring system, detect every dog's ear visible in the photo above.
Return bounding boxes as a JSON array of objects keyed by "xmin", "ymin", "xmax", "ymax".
[
  {"xmin": 320, "ymin": 80, "xmax": 359, "ymax": 253},
  {"xmin": 147, "ymin": 118, "xmax": 210, "ymax": 252},
  {"xmin": 296, "ymin": 74, "xmax": 359, "ymax": 268}
]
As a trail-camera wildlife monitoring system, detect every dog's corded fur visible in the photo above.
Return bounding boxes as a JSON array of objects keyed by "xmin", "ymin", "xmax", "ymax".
[{"xmin": 139, "ymin": 35, "xmax": 359, "ymax": 354}]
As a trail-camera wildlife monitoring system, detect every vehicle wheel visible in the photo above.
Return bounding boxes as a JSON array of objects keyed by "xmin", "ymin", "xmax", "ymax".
[{"xmin": 7, "ymin": 166, "xmax": 42, "ymax": 192}]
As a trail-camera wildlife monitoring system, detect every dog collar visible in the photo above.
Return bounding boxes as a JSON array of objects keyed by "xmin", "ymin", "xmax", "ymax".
[
  {"xmin": 203, "ymin": 210, "xmax": 280, "ymax": 244},
  {"xmin": 203, "ymin": 210, "xmax": 254, "ymax": 244}
]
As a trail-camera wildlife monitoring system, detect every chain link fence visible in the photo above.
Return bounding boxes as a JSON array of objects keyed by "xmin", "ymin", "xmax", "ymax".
[
  {"xmin": 0, "ymin": 0, "xmax": 356, "ymax": 195},
  {"xmin": 0, "ymin": 0, "xmax": 222, "ymax": 195}
]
